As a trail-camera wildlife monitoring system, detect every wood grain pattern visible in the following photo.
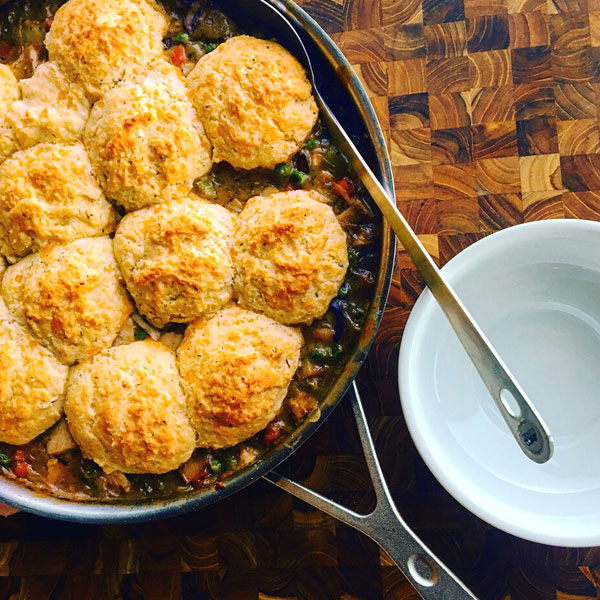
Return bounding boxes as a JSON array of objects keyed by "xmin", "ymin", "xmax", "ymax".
[
  {"xmin": 516, "ymin": 115, "xmax": 559, "ymax": 154},
  {"xmin": 424, "ymin": 21, "xmax": 467, "ymax": 58},
  {"xmin": 513, "ymin": 81, "xmax": 557, "ymax": 119},
  {"xmin": 432, "ymin": 125, "xmax": 473, "ymax": 163},
  {"xmin": 470, "ymin": 85, "xmax": 515, "ymax": 122},
  {"xmin": 433, "ymin": 163, "xmax": 478, "ymax": 198},
  {"xmin": 554, "ymin": 81, "xmax": 597, "ymax": 119},
  {"xmin": 389, "ymin": 92, "xmax": 429, "ymax": 129},
  {"xmin": 476, "ymin": 155, "xmax": 522, "ymax": 193},
  {"xmin": 469, "ymin": 48, "xmax": 513, "ymax": 86},
  {"xmin": 429, "ymin": 91, "xmax": 472, "ymax": 128},
  {"xmin": 3, "ymin": 0, "xmax": 600, "ymax": 598},
  {"xmin": 426, "ymin": 55, "xmax": 472, "ymax": 92},
  {"xmin": 383, "ymin": 24, "xmax": 426, "ymax": 60},
  {"xmin": 466, "ymin": 14, "xmax": 510, "ymax": 52},
  {"xmin": 508, "ymin": 12, "xmax": 550, "ymax": 48}
]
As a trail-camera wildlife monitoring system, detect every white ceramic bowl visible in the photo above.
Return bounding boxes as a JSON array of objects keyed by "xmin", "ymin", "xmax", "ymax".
[{"xmin": 399, "ymin": 219, "xmax": 600, "ymax": 547}]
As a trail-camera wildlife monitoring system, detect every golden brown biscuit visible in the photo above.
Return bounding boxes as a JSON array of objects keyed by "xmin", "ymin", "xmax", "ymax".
[
  {"xmin": 85, "ymin": 60, "xmax": 212, "ymax": 211},
  {"xmin": 0, "ymin": 65, "xmax": 19, "ymax": 166},
  {"xmin": 20, "ymin": 237, "xmax": 133, "ymax": 365},
  {"xmin": 114, "ymin": 197, "xmax": 235, "ymax": 328},
  {"xmin": 1, "ymin": 253, "xmax": 35, "ymax": 325},
  {"xmin": 45, "ymin": 0, "xmax": 168, "ymax": 100},
  {"xmin": 0, "ymin": 64, "xmax": 18, "ymax": 117},
  {"xmin": 0, "ymin": 255, "xmax": 6, "ymax": 291},
  {"xmin": 0, "ymin": 302, "xmax": 68, "ymax": 445},
  {"xmin": 232, "ymin": 190, "xmax": 349, "ymax": 324},
  {"xmin": 65, "ymin": 340, "xmax": 195, "ymax": 474},
  {"xmin": 177, "ymin": 305, "xmax": 302, "ymax": 449},
  {"xmin": 0, "ymin": 143, "xmax": 116, "ymax": 263},
  {"xmin": 0, "ymin": 125, "xmax": 17, "ymax": 166},
  {"xmin": 187, "ymin": 35, "xmax": 318, "ymax": 169},
  {"xmin": 7, "ymin": 62, "xmax": 90, "ymax": 149}
]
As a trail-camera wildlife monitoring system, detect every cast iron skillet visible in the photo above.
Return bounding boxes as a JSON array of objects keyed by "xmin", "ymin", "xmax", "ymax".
[{"xmin": 0, "ymin": 0, "xmax": 395, "ymax": 523}]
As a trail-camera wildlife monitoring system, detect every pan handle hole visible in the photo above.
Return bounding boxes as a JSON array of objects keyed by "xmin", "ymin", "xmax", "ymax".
[{"xmin": 407, "ymin": 553, "xmax": 439, "ymax": 587}]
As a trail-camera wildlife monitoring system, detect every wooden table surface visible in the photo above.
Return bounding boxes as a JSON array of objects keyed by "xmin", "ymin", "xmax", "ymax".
[{"xmin": 2, "ymin": 0, "xmax": 600, "ymax": 598}]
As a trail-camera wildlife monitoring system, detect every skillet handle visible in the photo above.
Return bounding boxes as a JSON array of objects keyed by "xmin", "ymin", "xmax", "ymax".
[{"xmin": 263, "ymin": 381, "xmax": 478, "ymax": 600}]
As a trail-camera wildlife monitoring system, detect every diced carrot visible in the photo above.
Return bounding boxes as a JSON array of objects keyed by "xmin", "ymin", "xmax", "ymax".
[
  {"xmin": 340, "ymin": 178, "xmax": 355, "ymax": 195},
  {"xmin": 171, "ymin": 44, "xmax": 186, "ymax": 68},
  {"xmin": 13, "ymin": 461, "xmax": 28, "ymax": 479},
  {"xmin": 331, "ymin": 178, "xmax": 355, "ymax": 202}
]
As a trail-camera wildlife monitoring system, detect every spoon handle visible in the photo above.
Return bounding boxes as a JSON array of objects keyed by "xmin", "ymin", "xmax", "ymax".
[{"xmin": 317, "ymin": 94, "xmax": 553, "ymax": 464}]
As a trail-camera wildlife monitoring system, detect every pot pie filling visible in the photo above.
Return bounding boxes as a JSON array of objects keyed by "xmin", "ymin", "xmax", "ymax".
[{"xmin": 0, "ymin": 0, "xmax": 381, "ymax": 501}]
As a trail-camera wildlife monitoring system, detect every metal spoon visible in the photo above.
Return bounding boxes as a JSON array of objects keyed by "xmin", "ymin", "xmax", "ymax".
[{"xmin": 217, "ymin": 0, "xmax": 553, "ymax": 464}]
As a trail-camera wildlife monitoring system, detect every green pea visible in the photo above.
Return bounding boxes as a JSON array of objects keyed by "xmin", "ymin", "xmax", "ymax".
[
  {"xmin": 274, "ymin": 163, "xmax": 292, "ymax": 178},
  {"xmin": 204, "ymin": 42, "xmax": 219, "ymax": 53},
  {"xmin": 290, "ymin": 170, "xmax": 308, "ymax": 186},
  {"xmin": 304, "ymin": 137, "xmax": 317, "ymax": 150},
  {"xmin": 310, "ymin": 346, "xmax": 328, "ymax": 361},
  {"xmin": 175, "ymin": 32, "xmax": 190, "ymax": 44},
  {"xmin": 224, "ymin": 452, "xmax": 238, "ymax": 471},
  {"xmin": 208, "ymin": 455, "xmax": 223, "ymax": 476},
  {"xmin": 134, "ymin": 326, "xmax": 148, "ymax": 341}
]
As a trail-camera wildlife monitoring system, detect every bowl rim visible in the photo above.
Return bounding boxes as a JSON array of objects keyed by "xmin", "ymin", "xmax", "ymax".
[
  {"xmin": 0, "ymin": 0, "xmax": 396, "ymax": 523},
  {"xmin": 398, "ymin": 218, "xmax": 600, "ymax": 547}
]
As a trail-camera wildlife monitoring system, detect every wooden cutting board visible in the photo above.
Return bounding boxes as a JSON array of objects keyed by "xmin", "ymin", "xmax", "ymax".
[{"xmin": 1, "ymin": 0, "xmax": 600, "ymax": 598}]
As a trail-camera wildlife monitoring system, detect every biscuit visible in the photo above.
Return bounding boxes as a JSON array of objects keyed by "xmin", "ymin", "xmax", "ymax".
[
  {"xmin": 85, "ymin": 60, "xmax": 212, "ymax": 211},
  {"xmin": 0, "ymin": 125, "xmax": 17, "ymax": 166},
  {"xmin": 45, "ymin": 0, "xmax": 168, "ymax": 100},
  {"xmin": 1, "ymin": 253, "xmax": 35, "ymax": 325},
  {"xmin": 20, "ymin": 237, "xmax": 133, "ymax": 365},
  {"xmin": 187, "ymin": 35, "xmax": 318, "ymax": 169},
  {"xmin": 0, "ymin": 143, "xmax": 116, "ymax": 262},
  {"xmin": 114, "ymin": 197, "xmax": 234, "ymax": 328},
  {"xmin": 65, "ymin": 340, "xmax": 195, "ymax": 474},
  {"xmin": 0, "ymin": 65, "xmax": 18, "ymax": 166},
  {"xmin": 7, "ymin": 62, "xmax": 90, "ymax": 148},
  {"xmin": 0, "ymin": 64, "xmax": 18, "ymax": 116},
  {"xmin": 233, "ymin": 190, "xmax": 348, "ymax": 324},
  {"xmin": 0, "ymin": 303, "xmax": 68, "ymax": 445},
  {"xmin": 177, "ymin": 305, "xmax": 302, "ymax": 449}
]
